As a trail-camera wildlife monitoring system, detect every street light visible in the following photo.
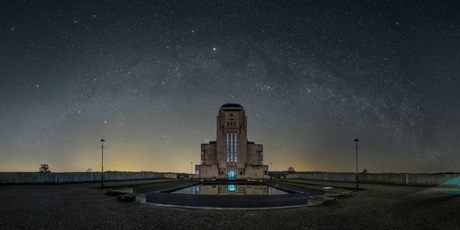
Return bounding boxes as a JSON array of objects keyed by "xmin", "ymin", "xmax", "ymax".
[
  {"xmin": 354, "ymin": 138, "xmax": 359, "ymax": 191},
  {"xmin": 270, "ymin": 162, "xmax": 273, "ymax": 181},
  {"xmin": 100, "ymin": 138, "xmax": 105, "ymax": 189},
  {"xmin": 190, "ymin": 161, "xmax": 193, "ymax": 179}
]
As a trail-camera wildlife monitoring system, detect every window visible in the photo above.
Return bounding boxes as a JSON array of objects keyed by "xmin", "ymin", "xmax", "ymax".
[
  {"xmin": 226, "ymin": 131, "xmax": 238, "ymax": 163},
  {"xmin": 234, "ymin": 132, "xmax": 237, "ymax": 162},
  {"xmin": 258, "ymin": 151, "xmax": 263, "ymax": 164},
  {"xmin": 226, "ymin": 132, "xmax": 230, "ymax": 162}
]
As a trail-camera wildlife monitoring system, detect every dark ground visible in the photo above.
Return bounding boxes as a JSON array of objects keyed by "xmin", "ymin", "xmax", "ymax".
[{"xmin": 1, "ymin": 179, "xmax": 460, "ymax": 229}]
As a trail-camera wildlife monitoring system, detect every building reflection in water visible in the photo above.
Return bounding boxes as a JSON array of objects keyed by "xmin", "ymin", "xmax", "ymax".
[{"xmin": 172, "ymin": 184, "xmax": 288, "ymax": 195}]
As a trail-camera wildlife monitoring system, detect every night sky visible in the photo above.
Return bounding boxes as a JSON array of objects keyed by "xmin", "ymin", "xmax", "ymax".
[{"xmin": 1, "ymin": 1, "xmax": 459, "ymax": 173}]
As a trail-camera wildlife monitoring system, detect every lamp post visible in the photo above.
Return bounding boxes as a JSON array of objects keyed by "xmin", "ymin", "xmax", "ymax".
[
  {"xmin": 100, "ymin": 138, "xmax": 105, "ymax": 189},
  {"xmin": 270, "ymin": 162, "xmax": 273, "ymax": 181},
  {"xmin": 190, "ymin": 161, "xmax": 193, "ymax": 179},
  {"xmin": 354, "ymin": 138, "xmax": 359, "ymax": 191}
]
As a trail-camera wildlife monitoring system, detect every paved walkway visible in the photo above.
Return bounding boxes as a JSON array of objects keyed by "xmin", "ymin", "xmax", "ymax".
[{"xmin": 1, "ymin": 179, "xmax": 460, "ymax": 229}]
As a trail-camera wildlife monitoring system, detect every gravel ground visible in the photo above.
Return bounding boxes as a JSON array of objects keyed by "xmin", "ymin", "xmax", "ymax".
[{"xmin": 1, "ymin": 179, "xmax": 459, "ymax": 229}]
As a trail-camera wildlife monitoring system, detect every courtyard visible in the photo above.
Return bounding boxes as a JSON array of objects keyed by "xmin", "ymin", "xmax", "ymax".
[{"xmin": 1, "ymin": 179, "xmax": 459, "ymax": 229}]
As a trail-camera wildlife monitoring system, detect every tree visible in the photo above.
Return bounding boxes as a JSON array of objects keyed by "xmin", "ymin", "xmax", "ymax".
[
  {"xmin": 287, "ymin": 167, "xmax": 295, "ymax": 172},
  {"xmin": 39, "ymin": 163, "xmax": 51, "ymax": 173}
]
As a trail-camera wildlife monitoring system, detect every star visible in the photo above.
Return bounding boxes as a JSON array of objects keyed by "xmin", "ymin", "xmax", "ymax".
[{"xmin": 0, "ymin": 1, "xmax": 458, "ymax": 173}]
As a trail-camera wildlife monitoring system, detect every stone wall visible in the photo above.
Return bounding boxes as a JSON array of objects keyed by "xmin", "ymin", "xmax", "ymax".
[
  {"xmin": 244, "ymin": 164, "xmax": 269, "ymax": 179},
  {"xmin": 287, "ymin": 172, "xmax": 460, "ymax": 186},
  {"xmin": 195, "ymin": 164, "xmax": 219, "ymax": 179},
  {"xmin": 0, "ymin": 172, "xmax": 177, "ymax": 184}
]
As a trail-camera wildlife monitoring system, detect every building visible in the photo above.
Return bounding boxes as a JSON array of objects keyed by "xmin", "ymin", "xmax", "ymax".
[{"xmin": 195, "ymin": 103, "xmax": 268, "ymax": 180}]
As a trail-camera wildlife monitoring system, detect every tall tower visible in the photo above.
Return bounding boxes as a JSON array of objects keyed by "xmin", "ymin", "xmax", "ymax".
[
  {"xmin": 216, "ymin": 103, "xmax": 247, "ymax": 178},
  {"xmin": 196, "ymin": 103, "xmax": 267, "ymax": 180}
]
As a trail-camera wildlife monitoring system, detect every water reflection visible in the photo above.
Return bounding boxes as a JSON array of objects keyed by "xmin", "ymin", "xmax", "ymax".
[
  {"xmin": 227, "ymin": 184, "xmax": 236, "ymax": 192},
  {"xmin": 172, "ymin": 184, "xmax": 288, "ymax": 195}
]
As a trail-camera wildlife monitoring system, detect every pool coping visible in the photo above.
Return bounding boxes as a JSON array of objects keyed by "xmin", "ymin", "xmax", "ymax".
[
  {"xmin": 144, "ymin": 201, "xmax": 313, "ymax": 210},
  {"xmin": 139, "ymin": 181, "xmax": 324, "ymax": 209}
]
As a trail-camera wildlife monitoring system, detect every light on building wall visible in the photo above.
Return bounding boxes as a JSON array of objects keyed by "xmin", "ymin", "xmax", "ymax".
[{"xmin": 195, "ymin": 104, "xmax": 268, "ymax": 180}]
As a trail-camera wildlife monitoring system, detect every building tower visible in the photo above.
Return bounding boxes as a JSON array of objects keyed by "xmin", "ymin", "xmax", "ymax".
[{"xmin": 195, "ymin": 103, "xmax": 268, "ymax": 180}]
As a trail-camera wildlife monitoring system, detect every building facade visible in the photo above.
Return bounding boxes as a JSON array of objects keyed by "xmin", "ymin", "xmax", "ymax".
[{"xmin": 195, "ymin": 103, "xmax": 268, "ymax": 180}]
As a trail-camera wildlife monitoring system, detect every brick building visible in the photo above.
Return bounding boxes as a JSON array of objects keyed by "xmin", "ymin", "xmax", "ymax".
[{"xmin": 195, "ymin": 103, "xmax": 268, "ymax": 180}]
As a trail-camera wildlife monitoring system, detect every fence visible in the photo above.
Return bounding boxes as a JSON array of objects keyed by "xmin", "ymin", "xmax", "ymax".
[
  {"xmin": 287, "ymin": 172, "xmax": 460, "ymax": 186},
  {"xmin": 0, "ymin": 172, "xmax": 177, "ymax": 184}
]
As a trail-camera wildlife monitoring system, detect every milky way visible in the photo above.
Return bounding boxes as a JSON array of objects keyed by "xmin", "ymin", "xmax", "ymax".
[{"xmin": 1, "ymin": 1, "xmax": 459, "ymax": 173}]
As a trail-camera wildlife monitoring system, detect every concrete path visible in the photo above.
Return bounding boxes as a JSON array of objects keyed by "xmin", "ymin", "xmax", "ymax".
[{"xmin": 1, "ymin": 179, "xmax": 460, "ymax": 229}]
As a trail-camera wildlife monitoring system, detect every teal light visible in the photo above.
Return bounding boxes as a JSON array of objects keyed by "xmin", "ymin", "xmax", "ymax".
[
  {"xmin": 228, "ymin": 170, "xmax": 236, "ymax": 179},
  {"xmin": 228, "ymin": 185, "xmax": 236, "ymax": 191},
  {"xmin": 442, "ymin": 176, "xmax": 460, "ymax": 186}
]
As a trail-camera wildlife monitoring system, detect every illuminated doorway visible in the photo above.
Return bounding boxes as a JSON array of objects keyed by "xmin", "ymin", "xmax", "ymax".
[{"xmin": 227, "ymin": 170, "xmax": 236, "ymax": 179}]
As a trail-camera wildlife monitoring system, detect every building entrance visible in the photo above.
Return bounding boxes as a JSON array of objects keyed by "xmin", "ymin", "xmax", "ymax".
[{"xmin": 227, "ymin": 170, "xmax": 236, "ymax": 179}]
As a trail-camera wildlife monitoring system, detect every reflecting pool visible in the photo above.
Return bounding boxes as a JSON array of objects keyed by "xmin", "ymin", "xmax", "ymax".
[{"xmin": 171, "ymin": 184, "xmax": 289, "ymax": 195}]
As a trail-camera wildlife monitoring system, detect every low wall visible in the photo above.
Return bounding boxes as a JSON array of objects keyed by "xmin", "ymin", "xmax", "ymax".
[
  {"xmin": 0, "ymin": 172, "xmax": 177, "ymax": 184},
  {"xmin": 287, "ymin": 172, "xmax": 460, "ymax": 186}
]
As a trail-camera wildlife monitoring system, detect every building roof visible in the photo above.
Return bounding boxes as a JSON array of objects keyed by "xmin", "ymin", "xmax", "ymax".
[{"xmin": 221, "ymin": 103, "xmax": 243, "ymax": 108}]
